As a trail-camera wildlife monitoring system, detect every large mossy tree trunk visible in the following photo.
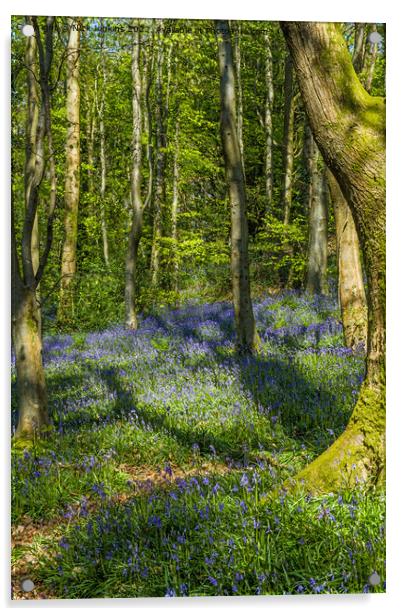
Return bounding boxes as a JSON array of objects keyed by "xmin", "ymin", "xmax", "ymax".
[
  {"xmin": 281, "ymin": 22, "xmax": 385, "ymax": 492},
  {"xmin": 216, "ymin": 20, "xmax": 259, "ymax": 354},
  {"xmin": 327, "ymin": 169, "xmax": 368, "ymax": 349},
  {"xmin": 58, "ymin": 19, "xmax": 81, "ymax": 328}
]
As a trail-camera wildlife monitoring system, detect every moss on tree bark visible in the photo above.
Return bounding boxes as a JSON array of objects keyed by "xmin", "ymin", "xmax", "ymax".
[{"xmin": 281, "ymin": 22, "xmax": 385, "ymax": 493}]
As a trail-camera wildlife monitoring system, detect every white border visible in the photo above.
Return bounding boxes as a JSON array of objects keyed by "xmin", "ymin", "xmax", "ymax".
[{"xmin": 2, "ymin": 1, "xmax": 401, "ymax": 615}]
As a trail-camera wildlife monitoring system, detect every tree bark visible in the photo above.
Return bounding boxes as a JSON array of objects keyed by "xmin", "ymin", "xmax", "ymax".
[
  {"xmin": 13, "ymin": 284, "xmax": 49, "ymax": 438},
  {"xmin": 86, "ymin": 93, "xmax": 96, "ymax": 195},
  {"xmin": 327, "ymin": 170, "xmax": 368, "ymax": 349},
  {"xmin": 264, "ymin": 31, "xmax": 274, "ymax": 207},
  {"xmin": 97, "ymin": 48, "xmax": 110, "ymax": 268},
  {"xmin": 24, "ymin": 27, "xmax": 42, "ymax": 332},
  {"xmin": 282, "ymin": 53, "xmax": 295, "ymax": 226},
  {"xmin": 281, "ymin": 22, "xmax": 385, "ymax": 492},
  {"xmin": 58, "ymin": 18, "xmax": 80, "ymax": 328},
  {"xmin": 125, "ymin": 22, "xmax": 143, "ymax": 330},
  {"xmin": 13, "ymin": 16, "xmax": 56, "ymax": 438},
  {"xmin": 233, "ymin": 24, "xmax": 245, "ymax": 175},
  {"xmin": 150, "ymin": 22, "xmax": 167, "ymax": 288},
  {"xmin": 329, "ymin": 24, "xmax": 368, "ymax": 349},
  {"xmin": 364, "ymin": 24, "xmax": 378, "ymax": 93},
  {"xmin": 352, "ymin": 23, "xmax": 366, "ymax": 73},
  {"xmin": 305, "ymin": 128, "xmax": 329, "ymax": 295},
  {"xmin": 171, "ymin": 115, "xmax": 180, "ymax": 299},
  {"xmin": 216, "ymin": 20, "xmax": 259, "ymax": 354}
]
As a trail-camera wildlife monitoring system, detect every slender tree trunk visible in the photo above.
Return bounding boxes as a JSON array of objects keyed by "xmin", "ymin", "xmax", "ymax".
[
  {"xmin": 58, "ymin": 19, "xmax": 80, "ymax": 327},
  {"xmin": 233, "ymin": 24, "xmax": 245, "ymax": 175},
  {"xmin": 143, "ymin": 27, "xmax": 154, "ymax": 211},
  {"xmin": 327, "ymin": 170, "xmax": 368, "ymax": 349},
  {"xmin": 282, "ymin": 53, "xmax": 295, "ymax": 226},
  {"xmin": 13, "ymin": 16, "xmax": 56, "ymax": 438},
  {"xmin": 216, "ymin": 20, "xmax": 258, "ymax": 354},
  {"xmin": 302, "ymin": 119, "xmax": 314, "ymax": 214},
  {"xmin": 364, "ymin": 24, "xmax": 378, "ymax": 93},
  {"xmin": 352, "ymin": 23, "xmax": 366, "ymax": 73},
  {"xmin": 150, "ymin": 23, "xmax": 166, "ymax": 288},
  {"xmin": 98, "ymin": 54, "xmax": 110, "ymax": 268},
  {"xmin": 24, "ymin": 27, "xmax": 42, "ymax": 332},
  {"xmin": 305, "ymin": 129, "xmax": 329, "ymax": 295},
  {"xmin": 125, "ymin": 22, "xmax": 143, "ymax": 330},
  {"xmin": 264, "ymin": 31, "xmax": 274, "ymax": 207},
  {"xmin": 281, "ymin": 22, "xmax": 385, "ymax": 492},
  {"xmin": 86, "ymin": 94, "xmax": 96, "ymax": 194},
  {"xmin": 171, "ymin": 116, "xmax": 180, "ymax": 299}
]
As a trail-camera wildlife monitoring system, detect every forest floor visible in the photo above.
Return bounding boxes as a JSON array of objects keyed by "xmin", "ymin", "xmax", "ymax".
[{"xmin": 11, "ymin": 291, "xmax": 385, "ymax": 599}]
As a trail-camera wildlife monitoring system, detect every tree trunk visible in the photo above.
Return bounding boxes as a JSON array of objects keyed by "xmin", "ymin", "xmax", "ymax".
[
  {"xmin": 58, "ymin": 19, "xmax": 80, "ymax": 328},
  {"xmin": 281, "ymin": 22, "xmax": 385, "ymax": 492},
  {"xmin": 305, "ymin": 129, "xmax": 329, "ymax": 295},
  {"xmin": 13, "ymin": 16, "xmax": 56, "ymax": 438},
  {"xmin": 364, "ymin": 24, "xmax": 378, "ymax": 93},
  {"xmin": 98, "ymin": 57, "xmax": 110, "ymax": 269},
  {"xmin": 264, "ymin": 31, "xmax": 274, "ymax": 207},
  {"xmin": 142, "ymin": 25, "xmax": 154, "ymax": 210},
  {"xmin": 302, "ymin": 119, "xmax": 314, "ymax": 214},
  {"xmin": 352, "ymin": 23, "xmax": 366, "ymax": 73},
  {"xmin": 216, "ymin": 20, "xmax": 258, "ymax": 354},
  {"xmin": 171, "ymin": 116, "xmax": 180, "ymax": 299},
  {"xmin": 13, "ymin": 285, "xmax": 49, "ymax": 438},
  {"xmin": 86, "ymin": 94, "xmax": 96, "ymax": 195},
  {"xmin": 327, "ymin": 170, "xmax": 368, "ymax": 349},
  {"xmin": 282, "ymin": 53, "xmax": 295, "ymax": 226},
  {"xmin": 233, "ymin": 24, "xmax": 245, "ymax": 175},
  {"xmin": 125, "ymin": 23, "xmax": 143, "ymax": 330},
  {"xmin": 24, "ymin": 28, "xmax": 42, "ymax": 333},
  {"xmin": 150, "ymin": 22, "xmax": 166, "ymax": 288}
]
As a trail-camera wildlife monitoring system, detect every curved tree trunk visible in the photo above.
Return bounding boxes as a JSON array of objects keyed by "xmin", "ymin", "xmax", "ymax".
[
  {"xmin": 216, "ymin": 20, "xmax": 258, "ymax": 354},
  {"xmin": 327, "ymin": 170, "xmax": 368, "ymax": 349},
  {"xmin": 13, "ymin": 17, "xmax": 56, "ymax": 438},
  {"xmin": 58, "ymin": 19, "xmax": 80, "ymax": 328},
  {"xmin": 281, "ymin": 22, "xmax": 385, "ymax": 492}
]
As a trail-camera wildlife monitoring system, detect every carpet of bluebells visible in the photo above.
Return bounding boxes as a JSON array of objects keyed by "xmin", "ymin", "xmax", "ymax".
[{"xmin": 11, "ymin": 291, "xmax": 385, "ymax": 598}]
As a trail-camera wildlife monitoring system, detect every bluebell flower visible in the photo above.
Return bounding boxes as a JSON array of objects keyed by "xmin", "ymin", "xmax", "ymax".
[
  {"xmin": 240, "ymin": 473, "xmax": 249, "ymax": 487},
  {"xmin": 59, "ymin": 537, "xmax": 69, "ymax": 550}
]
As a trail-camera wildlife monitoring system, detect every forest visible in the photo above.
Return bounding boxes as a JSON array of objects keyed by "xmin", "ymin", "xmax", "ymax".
[{"xmin": 11, "ymin": 16, "xmax": 385, "ymax": 599}]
